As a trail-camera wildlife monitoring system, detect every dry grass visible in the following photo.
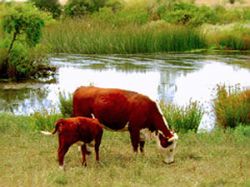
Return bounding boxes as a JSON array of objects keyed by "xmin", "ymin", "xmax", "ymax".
[{"xmin": 0, "ymin": 114, "xmax": 250, "ymax": 186}]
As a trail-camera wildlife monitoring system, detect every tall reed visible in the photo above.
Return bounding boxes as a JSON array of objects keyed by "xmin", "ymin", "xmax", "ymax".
[
  {"xmin": 58, "ymin": 91, "xmax": 72, "ymax": 118},
  {"xmin": 160, "ymin": 101, "xmax": 204, "ymax": 133},
  {"xmin": 213, "ymin": 84, "xmax": 250, "ymax": 129},
  {"xmin": 42, "ymin": 19, "xmax": 207, "ymax": 54}
]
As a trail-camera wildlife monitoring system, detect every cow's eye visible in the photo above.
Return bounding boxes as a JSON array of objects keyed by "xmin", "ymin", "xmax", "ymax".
[{"xmin": 169, "ymin": 149, "xmax": 173, "ymax": 152}]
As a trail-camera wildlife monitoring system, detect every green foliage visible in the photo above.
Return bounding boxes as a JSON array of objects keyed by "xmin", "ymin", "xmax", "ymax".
[
  {"xmin": 0, "ymin": 3, "xmax": 53, "ymax": 80},
  {"xmin": 64, "ymin": 0, "xmax": 123, "ymax": 18},
  {"xmin": 234, "ymin": 125, "xmax": 250, "ymax": 138},
  {"xmin": 59, "ymin": 91, "xmax": 73, "ymax": 117},
  {"xmin": 213, "ymin": 5, "xmax": 246, "ymax": 24},
  {"xmin": 7, "ymin": 43, "xmax": 30, "ymax": 78},
  {"xmin": 2, "ymin": 4, "xmax": 45, "ymax": 48},
  {"xmin": 91, "ymin": 3, "xmax": 148, "ymax": 27},
  {"xmin": 43, "ymin": 19, "xmax": 207, "ymax": 54},
  {"xmin": 159, "ymin": 2, "xmax": 218, "ymax": 26},
  {"xmin": 30, "ymin": 0, "xmax": 62, "ymax": 18},
  {"xmin": 213, "ymin": 85, "xmax": 250, "ymax": 129},
  {"xmin": 64, "ymin": 0, "xmax": 90, "ymax": 17},
  {"xmin": 219, "ymin": 34, "xmax": 244, "ymax": 50},
  {"xmin": 32, "ymin": 111, "xmax": 61, "ymax": 131},
  {"xmin": 160, "ymin": 101, "xmax": 204, "ymax": 133},
  {"xmin": 242, "ymin": 7, "xmax": 250, "ymax": 20}
]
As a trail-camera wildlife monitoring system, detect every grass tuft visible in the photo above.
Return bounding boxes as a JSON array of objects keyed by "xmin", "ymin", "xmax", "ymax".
[
  {"xmin": 42, "ymin": 19, "xmax": 207, "ymax": 54},
  {"xmin": 160, "ymin": 101, "xmax": 204, "ymax": 133},
  {"xmin": 59, "ymin": 91, "xmax": 73, "ymax": 118},
  {"xmin": 213, "ymin": 84, "xmax": 250, "ymax": 129}
]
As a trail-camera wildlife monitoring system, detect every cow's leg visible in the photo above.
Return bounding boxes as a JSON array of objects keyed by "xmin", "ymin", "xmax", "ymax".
[
  {"xmin": 129, "ymin": 128, "xmax": 140, "ymax": 152},
  {"xmin": 81, "ymin": 144, "xmax": 87, "ymax": 166},
  {"xmin": 94, "ymin": 131, "xmax": 103, "ymax": 162},
  {"xmin": 58, "ymin": 144, "xmax": 70, "ymax": 169},
  {"xmin": 139, "ymin": 131, "xmax": 146, "ymax": 153},
  {"xmin": 139, "ymin": 141, "xmax": 145, "ymax": 153}
]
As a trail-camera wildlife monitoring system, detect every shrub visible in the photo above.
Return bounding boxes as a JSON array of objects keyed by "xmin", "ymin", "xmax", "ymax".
[
  {"xmin": 160, "ymin": 2, "xmax": 217, "ymax": 26},
  {"xmin": 64, "ymin": 0, "xmax": 90, "ymax": 17},
  {"xmin": 160, "ymin": 101, "xmax": 204, "ymax": 133},
  {"xmin": 234, "ymin": 125, "xmax": 250, "ymax": 138},
  {"xmin": 59, "ymin": 91, "xmax": 73, "ymax": 117},
  {"xmin": 32, "ymin": 111, "xmax": 61, "ymax": 131},
  {"xmin": 30, "ymin": 0, "xmax": 62, "ymax": 18},
  {"xmin": 213, "ymin": 85, "xmax": 250, "ymax": 129},
  {"xmin": 64, "ymin": 0, "xmax": 119, "ymax": 17},
  {"xmin": 243, "ymin": 7, "xmax": 250, "ymax": 20},
  {"xmin": 219, "ymin": 34, "xmax": 244, "ymax": 50}
]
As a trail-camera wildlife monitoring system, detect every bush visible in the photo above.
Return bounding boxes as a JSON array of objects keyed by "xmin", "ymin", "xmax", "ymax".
[
  {"xmin": 64, "ymin": 0, "xmax": 120, "ymax": 17},
  {"xmin": 219, "ymin": 34, "xmax": 244, "ymax": 50},
  {"xmin": 234, "ymin": 125, "xmax": 250, "ymax": 138},
  {"xmin": 213, "ymin": 85, "xmax": 250, "ymax": 129},
  {"xmin": 64, "ymin": 0, "xmax": 90, "ymax": 17},
  {"xmin": 59, "ymin": 91, "xmax": 73, "ymax": 117},
  {"xmin": 160, "ymin": 2, "xmax": 217, "ymax": 26},
  {"xmin": 160, "ymin": 101, "xmax": 204, "ymax": 133},
  {"xmin": 30, "ymin": 0, "xmax": 62, "ymax": 18},
  {"xmin": 32, "ymin": 111, "xmax": 61, "ymax": 131}
]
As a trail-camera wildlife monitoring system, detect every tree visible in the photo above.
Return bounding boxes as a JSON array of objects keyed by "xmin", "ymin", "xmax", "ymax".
[
  {"xmin": 1, "ymin": 3, "xmax": 52, "ymax": 80},
  {"xmin": 3, "ymin": 7, "xmax": 44, "ymax": 52}
]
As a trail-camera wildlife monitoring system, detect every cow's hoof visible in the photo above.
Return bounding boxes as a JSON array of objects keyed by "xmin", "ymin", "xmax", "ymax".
[
  {"xmin": 59, "ymin": 165, "xmax": 65, "ymax": 170},
  {"xmin": 163, "ymin": 160, "xmax": 175, "ymax": 165},
  {"xmin": 82, "ymin": 162, "xmax": 87, "ymax": 167}
]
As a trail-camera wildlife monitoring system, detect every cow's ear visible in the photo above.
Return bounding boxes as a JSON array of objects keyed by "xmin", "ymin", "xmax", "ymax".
[{"xmin": 159, "ymin": 133, "xmax": 164, "ymax": 141}]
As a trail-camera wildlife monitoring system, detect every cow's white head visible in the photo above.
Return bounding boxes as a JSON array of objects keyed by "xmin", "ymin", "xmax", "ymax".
[{"xmin": 156, "ymin": 131, "xmax": 178, "ymax": 164}]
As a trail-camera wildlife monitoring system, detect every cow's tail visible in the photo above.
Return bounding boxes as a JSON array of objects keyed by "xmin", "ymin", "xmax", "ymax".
[{"xmin": 40, "ymin": 119, "xmax": 63, "ymax": 136}]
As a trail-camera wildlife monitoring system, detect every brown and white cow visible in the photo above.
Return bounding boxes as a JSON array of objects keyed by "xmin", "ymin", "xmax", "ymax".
[
  {"xmin": 73, "ymin": 86, "xmax": 178, "ymax": 164},
  {"xmin": 41, "ymin": 117, "xmax": 103, "ymax": 169}
]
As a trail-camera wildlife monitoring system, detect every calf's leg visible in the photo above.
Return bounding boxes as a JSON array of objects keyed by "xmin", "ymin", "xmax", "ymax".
[
  {"xmin": 58, "ymin": 144, "xmax": 70, "ymax": 169},
  {"xmin": 81, "ymin": 144, "xmax": 88, "ymax": 166}
]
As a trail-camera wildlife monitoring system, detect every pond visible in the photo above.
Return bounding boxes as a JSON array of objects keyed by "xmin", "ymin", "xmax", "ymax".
[{"xmin": 0, "ymin": 52, "xmax": 249, "ymax": 131}]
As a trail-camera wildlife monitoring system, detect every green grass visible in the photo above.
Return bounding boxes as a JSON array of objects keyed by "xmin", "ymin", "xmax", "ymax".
[
  {"xmin": 160, "ymin": 100, "xmax": 204, "ymax": 133},
  {"xmin": 0, "ymin": 113, "xmax": 250, "ymax": 186},
  {"xmin": 213, "ymin": 85, "xmax": 250, "ymax": 129},
  {"xmin": 42, "ymin": 19, "xmax": 207, "ymax": 54}
]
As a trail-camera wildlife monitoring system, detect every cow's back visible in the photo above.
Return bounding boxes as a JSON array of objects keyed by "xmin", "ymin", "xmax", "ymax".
[
  {"xmin": 73, "ymin": 86, "xmax": 155, "ymax": 130},
  {"xmin": 73, "ymin": 86, "xmax": 99, "ymax": 118}
]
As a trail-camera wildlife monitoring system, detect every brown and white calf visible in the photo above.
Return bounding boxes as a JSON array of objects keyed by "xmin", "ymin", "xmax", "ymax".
[{"xmin": 41, "ymin": 117, "xmax": 103, "ymax": 169}]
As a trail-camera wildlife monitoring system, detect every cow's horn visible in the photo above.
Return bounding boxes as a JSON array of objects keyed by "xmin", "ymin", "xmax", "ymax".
[
  {"xmin": 168, "ymin": 133, "xmax": 178, "ymax": 142},
  {"xmin": 168, "ymin": 136, "xmax": 175, "ymax": 142}
]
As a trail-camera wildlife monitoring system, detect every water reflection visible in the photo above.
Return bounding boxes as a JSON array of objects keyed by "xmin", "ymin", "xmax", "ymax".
[
  {"xmin": 0, "ymin": 84, "xmax": 51, "ymax": 114},
  {"xmin": 0, "ymin": 53, "xmax": 250, "ymax": 131}
]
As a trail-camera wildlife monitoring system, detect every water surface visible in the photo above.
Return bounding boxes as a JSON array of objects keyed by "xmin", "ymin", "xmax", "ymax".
[{"xmin": 0, "ymin": 52, "xmax": 249, "ymax": 130}]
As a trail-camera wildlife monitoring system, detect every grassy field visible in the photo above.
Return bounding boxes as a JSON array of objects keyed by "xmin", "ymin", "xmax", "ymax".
[{"xmin": 0, "ymin": 113, "xmax": 250, "ymax": 186}]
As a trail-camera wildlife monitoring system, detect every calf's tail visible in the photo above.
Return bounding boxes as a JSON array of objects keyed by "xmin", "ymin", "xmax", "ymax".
[{"xmin": 40, "ymin": 119, "xmax": 63, "ymax": 136}]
